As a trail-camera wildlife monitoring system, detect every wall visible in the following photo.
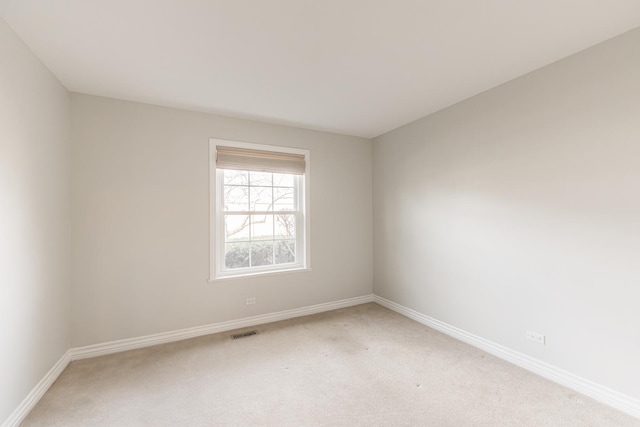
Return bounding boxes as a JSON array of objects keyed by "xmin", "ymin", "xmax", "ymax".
[
  {"xmin": 71, "ymin": 94, "xmax": 372, "ymax": 347},
  {"xmin": 0, "ymin": 18, "xmax": 71, "ymax": 422},
  {"xmin": 373, "ymin": 27, "xmax": 640, "ymax": 399}
]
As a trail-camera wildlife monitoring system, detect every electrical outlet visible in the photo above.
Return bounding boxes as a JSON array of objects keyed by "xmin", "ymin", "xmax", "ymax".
[
  {"xmin": 246, "ymin": 297, "xmax": 256, "ymax": 305},
  {"xmin": 526, "ymin": 330, "xmax": 545, "ymax": 345}
]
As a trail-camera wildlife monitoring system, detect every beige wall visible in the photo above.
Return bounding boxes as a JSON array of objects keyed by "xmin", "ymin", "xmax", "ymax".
[
  {"xmin": 373, "ymin": 27, "xmax": 640, "ymax": 399},
  {"xmin": 0, "ymin": 18, "xmax": 71, "ymax": 421},
  {"xmin": 70, "ymin": 94, "xmax": 373, "ymax": 347}
]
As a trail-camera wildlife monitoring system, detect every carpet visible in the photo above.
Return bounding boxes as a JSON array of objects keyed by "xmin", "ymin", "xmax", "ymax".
[{"xmin": 22, "ymin": 303, "xmax": 640, "ymax": 426}]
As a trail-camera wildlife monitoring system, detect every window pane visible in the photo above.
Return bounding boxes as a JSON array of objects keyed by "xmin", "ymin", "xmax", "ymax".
[
  {"xmin": 273, "ymin": 173, "xmax": 294, "ymax": 187},
  {"xmin": 250, "ymin": 186, "xmax": 273, "ymax": 211},
  {"xmin": 224, "ymin": 186, "xmax": 249, "ymax": 211},
  {"xmin": 275, "ymin": 240, "xmax": 295, "ymax": 264},
  {"xmin": 251, "ymin": 215, "xmax": 274, "ymax": 240},
  {"xmin": 274, "ymin": 187, "xmax": 295, "ymax": 211},
  {"xmin": 225, "ymin": 215, "xmax": 250, "ymax": 241},
  {"xmin": 224, "ymin": 170, "xmax": 248, "ymax": 185},
  {"xmin": 225, "ymin": 242, "xmax": 250, "ymax": 269},
  {"xmin": 216, "ymin": 149, "xmax": 305, "ymax": 277},
  {"xmin": 275, "ymin": 214, "xmax": 295, "ymax": 239},
  {"xmin": 250, "ymin": 171, "xmax": 272, "ymax": 186},
  {"xmin": 251, "ymin": 241, "xmax": 274, "ymax": 267}
]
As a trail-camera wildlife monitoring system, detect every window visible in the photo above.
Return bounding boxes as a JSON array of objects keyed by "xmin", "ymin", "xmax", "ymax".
[{"xmin": 210, "ymin": 139, "xmax": 310, "ymax": 280}]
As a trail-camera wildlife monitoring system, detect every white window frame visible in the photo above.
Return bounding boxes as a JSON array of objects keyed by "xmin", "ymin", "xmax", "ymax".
[{"xmin": 209, "ymin": 138, "xmax": 311, "ymax": 281}]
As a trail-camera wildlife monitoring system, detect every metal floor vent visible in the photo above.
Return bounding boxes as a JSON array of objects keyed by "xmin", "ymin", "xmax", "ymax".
[{"xmin": 231, "ymin": 330, "xmax": 258, "ymax": 340}]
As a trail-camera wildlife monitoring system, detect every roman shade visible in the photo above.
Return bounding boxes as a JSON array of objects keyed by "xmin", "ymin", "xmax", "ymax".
[{"xmin": 216, "ymin": 146, "xmax": 306, "ymax": 175}]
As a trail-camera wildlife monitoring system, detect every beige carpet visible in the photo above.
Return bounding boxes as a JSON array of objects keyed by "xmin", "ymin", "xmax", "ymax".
[{"xmin": 23, "ymin": 303, "xmax": 639, "ymax": 426}]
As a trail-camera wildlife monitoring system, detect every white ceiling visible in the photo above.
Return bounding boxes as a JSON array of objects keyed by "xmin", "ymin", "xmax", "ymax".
[{"xmin": 1, "ymin": 1, "xmax": 639, "ymax": 138}]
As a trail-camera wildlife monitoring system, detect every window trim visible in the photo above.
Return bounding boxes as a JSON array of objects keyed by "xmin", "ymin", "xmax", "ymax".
[{"xmin": 209, "ymin": 138, "xmax": 311, "ymax": 282}]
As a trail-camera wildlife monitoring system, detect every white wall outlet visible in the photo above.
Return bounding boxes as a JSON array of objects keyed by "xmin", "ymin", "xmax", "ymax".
[
  {"xmin": 526, "ymin": 330, "xmax": 545, "ymax": 345},
  {"xmin": 246, "ymin": 297, "xmax": 256, "ymax": 305}
]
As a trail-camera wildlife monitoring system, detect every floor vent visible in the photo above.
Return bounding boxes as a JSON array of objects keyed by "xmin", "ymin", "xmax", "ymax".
[{"xmin": 231, "ymin": 330, "xmax": 258, "ymax": 340}]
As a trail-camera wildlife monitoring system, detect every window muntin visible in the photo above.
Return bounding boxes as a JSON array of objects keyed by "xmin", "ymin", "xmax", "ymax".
[{"xmin": 221, "ymin": 170, "xmax": 302, "ymax": 272}]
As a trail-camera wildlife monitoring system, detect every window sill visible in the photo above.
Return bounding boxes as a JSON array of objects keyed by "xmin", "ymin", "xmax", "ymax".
[{"xmin": 208, "ymin": 267, "xmax": 312, "ymax": 283}]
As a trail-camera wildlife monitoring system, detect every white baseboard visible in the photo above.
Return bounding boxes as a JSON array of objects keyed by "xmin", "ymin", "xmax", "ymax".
[
  {"xmin": 69, "ymin": 294, "xmax": 374, "ymax": 360},
  {"xmin": 374, "ymin": 295, "xmax": 640, "ymax": 420},
  {"xmin": 2, "ymin": 351, "xmax": 71, "ymax": 427}
]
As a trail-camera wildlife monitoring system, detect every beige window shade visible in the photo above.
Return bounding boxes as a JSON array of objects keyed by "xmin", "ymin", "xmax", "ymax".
[{"xmin": 216, "ymin": 146, "xmax": 306, "ymax": 175}]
